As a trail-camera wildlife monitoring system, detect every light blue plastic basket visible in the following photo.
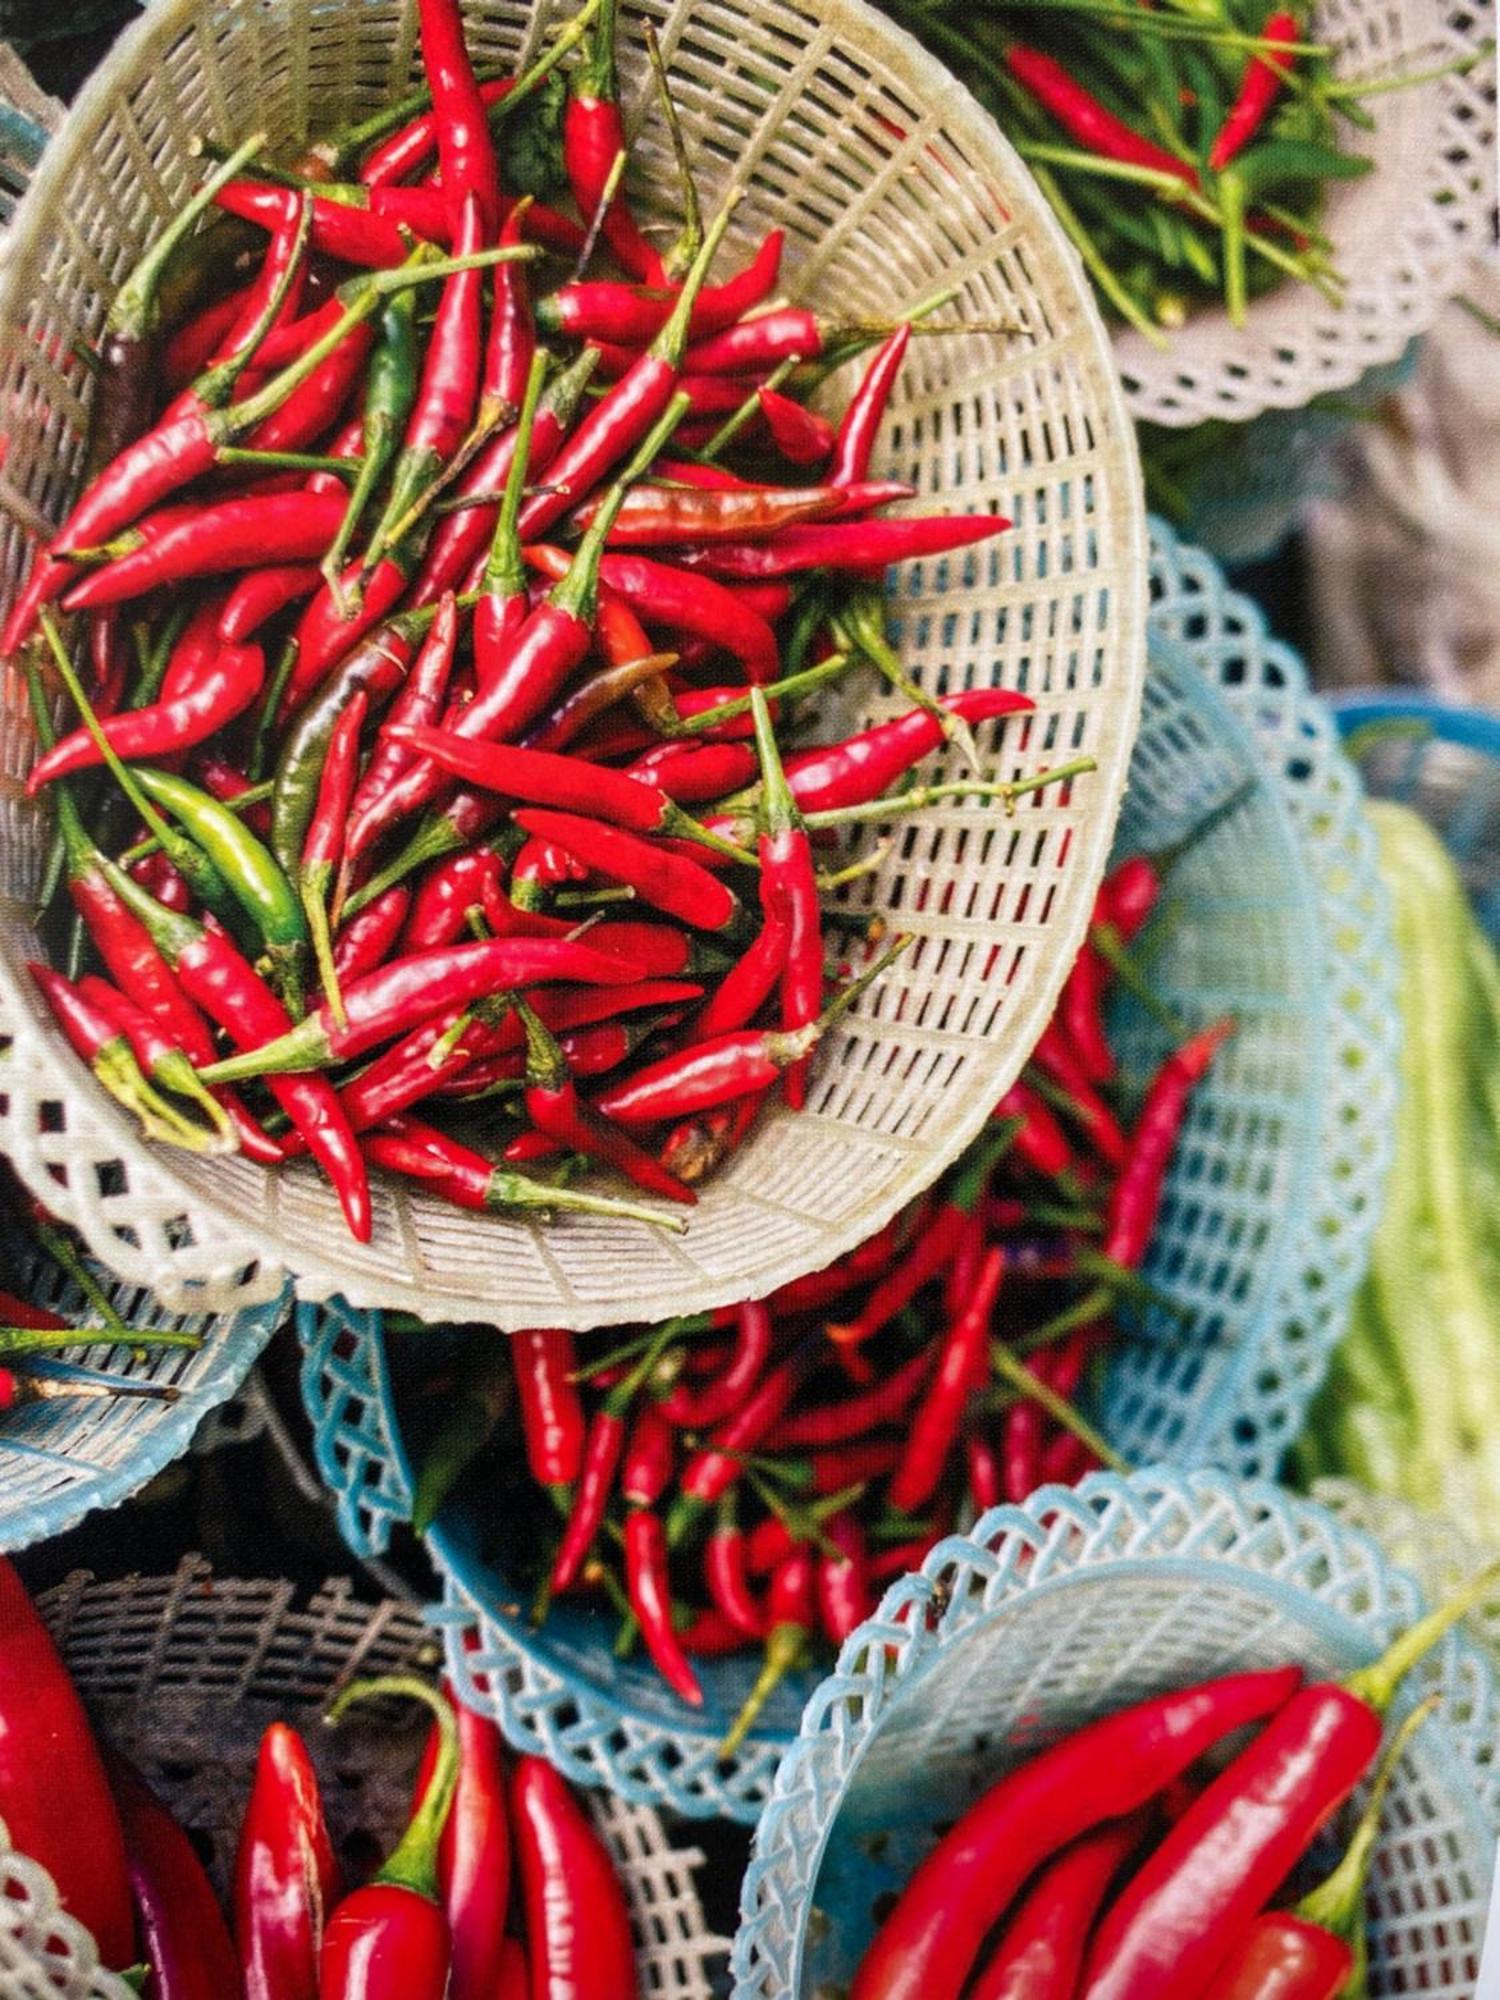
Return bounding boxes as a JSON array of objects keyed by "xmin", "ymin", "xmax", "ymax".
[
  {"xmin": 0, "ymin": 1221, "xmax": 286, "ymax": 1551},
  {"xmin": 731, "ymin": 1468, "xmax": 1500, "ymax": 2000},
  {"xmin": 298, "ymin": 519, "xmax": 1398, "ymax": 1821},
  {"xmin": 1332, "ymin": 692, "xmax": 1500, "ymax": 937}
]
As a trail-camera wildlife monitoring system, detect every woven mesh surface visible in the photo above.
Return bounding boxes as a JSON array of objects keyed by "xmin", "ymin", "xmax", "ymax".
[
  {"xmin": 732, "ymin": 1468, "xmax": 1500, "ymax": 1999},
  {"xmin": 0, "ymin": 1559, "xmax": 729, "ymax": 2000},
  {"xmin": 297, "ymin": 520, "xmax": 1397, "ymax": 1822},
  {"xmin": 0, "ymin": 1222, "xmax": 285, "ymax": 1553},
  {"xmin": 0, "ymin": 0, "xmax": 1146, "ymax": 1329},
  {"xmin": 1116, "ymin": 0, "xmax": 1494, "ymax": 425}
]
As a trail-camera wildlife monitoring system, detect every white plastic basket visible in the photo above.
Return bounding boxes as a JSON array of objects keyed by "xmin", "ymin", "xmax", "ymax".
[
  {"xmin": 1113, "ymin": 0, "xmax": 1495, "ymax": 424},
  {"xmin": 0, "ymin": 0, "xmax": 1147, "ymax": 1328},
  {"xmin": 0, "ymin": 1558, "xmax": 729, "ymax": 2000}
]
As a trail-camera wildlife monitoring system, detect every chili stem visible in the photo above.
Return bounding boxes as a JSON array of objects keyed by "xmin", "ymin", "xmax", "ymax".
[{"xmin": 992, "ymin": 1342, "xmax": 1128, "ymax": 1471}]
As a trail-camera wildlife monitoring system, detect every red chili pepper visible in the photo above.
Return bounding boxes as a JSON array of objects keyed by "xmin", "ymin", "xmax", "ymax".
[
  {"xmin": 217, "ymin": 180, "xmax": 449, "ymax": 265},
  {"xmin": 1100, "ymin": 855, "xmax": 1161, "ymax": 942},
  {"xmin": 679, "ymin": 1606, "xmax": 754, "ymax": 1656},
  {"xmin": 512, "ymin": 808, "xmax": 741, "ymax": 932},
  {"xmin": 674, "ymin": 511, "xmax": 1007, "ymax": 579},
  {"xmin": 705, "ymin": 1496, "xmax": 767, "ymax": 1637},
  {"xmin": 625, "ymin": 1506, "xmax": 704, "ymax": 1706},
  {"xmin": 110, "ymin": 1757, "xmax": 240, "ymax": 2000},
  {"xmin": 344, "ymin": 596, "xmax": 460, "ymax": 869},
  {"xmin": 513, "ymin": 1327, "xmax": 586, "ymax": 1491},
  {"xmin": 1210, "ymin": 12, "xmax": 1300, "ymax": 169},
  {"xmin": 409, "ymin": 1696, "xmax": 510, "ymax": 2000},
  {"xmin": 994, "ymin": 1082, "xmax": 1075, "ymax": 1180},
  {"xmin": 418, "ymin": 0, "xmax": 502, "ymax": 231},
  {"xmin": 220, "ymin": 562, "xmax": 323, "ymax": 643},
  {"xmin": 967, "ymin": 1817, "xmax": 1144, "ymax": 2000},
  {"xmin": 888, "ymin": 1246, "xmax": 1003, "ymax": 1513},
  {"xmin": 549, "ymin": 1405, "xmax": 628, "ymax": 1599},
  {"xmin": 63, "ymin": 491, "xmax": 346, "ymax": 612},
  {"xmin": 817, "ymin": 1512, "xmax": 875, "ymax": 1644},
  {"xmin": 847, "ymin": 1666, "xmax": 1304, "ymax": 2000},
  {"xmin": 235, "ymin": 1722, "xmax": 342, "ymax": 2000},
  {"xmin": 248, "ymin": 320, "xmax": 381, "ymax": 463},
  {"xmin": 28, "ymin": 642, "xmax": 266, "ymax": 790},
  {"xmin": 825, "ymin": 1202, "xmax": 969, "ymax": 1358},
  {"xmin": 1104, "ymin": 1020, "xmax": 1233, "ymax": 1268},
  {"xmin": 659, "ymin": 1298, "xmax": 772, "ymax": 1425},
  {"xmin": 165, "ymin": 285, "xmax": 250, "ymax": 389},
  {"xmin": 319, "ymin": 1678, "xmax": 460, "ymax": 2000},
  {"xmin": 199, "ymin": 934, "xmax": 649, "ymax": 1082},
  {"xmin": 626, "ymin": 740, "xmax": 758, "ymax": 806},
  {"xmin": 0, "ymin": 1560, "xmax": 134, "ymax": 1968},
  {"xmin": 965, "ymin": 1433, "xmax": 1003, "ymax": 1513},
  {"xmin": 575, "ymin": 480, "xmax": 842, "ymax": 546},
  {"xmin": 1031, "ymin": 1025, "xmax": 1128, "ymax": 1166},
  {"xmin": 539, "ymin": 231, "xmax": 782, "ymax": 346},
  {"xmin": 829, "ymin": 324, "xmax": 910, "ymax": 487},
  {"xmin": 870, "ymin": 1533, "xmax": 944, "ymax": 1582},
  {"xmin": 779, "ymin": 1348, "xmax": 935, "ymax": 1449},
  {"xmin": 101, "ymin": 861, "xmax": 370, "ymax": 1235},
  {"xmin": 278, "ymin": 546, "xmax": 414, "ymax": 722},
  {"xmin": 721, "ymin": 1545, "xmax": 814, "ymax": 1754},
  {"xmin": 1204, "ymin": 1917, "xmax": 1352, "ymax": 2000},
  {"xmin": 401, "ymin": 850, "xmax": 505, "ymax": 953},
  {"xmin": 1005, "ymin": 45, "xmax": 1200, "ymax": 187},
  {"xmin": 298, "ymin": 685, "xmax": 367, "ymax": 1018},
  {"xmin": 563, "ymin": 0, "xmax": 666, "ymax": 283},
  {"xmin": 757, "ymin": 386, "xmax": 835, "ymax": 465},
  {"xmin": 359, "ymin": 78, "xmax": 514, "ymax": 189},
  {"xmin": 511, "ymin": 1756, "xmax": 637, "ymax": 2000},
  {"xmin": 621, "ymin": 1403, "xmax": 677, "ymax": 1509},
  {"xmin": 746, "ymin": 685, "xmax": 820, "ymax": 1107},
  {"xmin": 1002, "ymin": 1398, "xmax": 1045, "ymax": 1505},
  {"xmin": 480, "ymin": 199, "xmax": 537, "ymax": 429},
  {"xmin": 670, "ymin": 1360, "xmax": 800, "ymax": 1533},
  {"xmin": 366, "ymin": 1116, "xmax": 678, "ymax": 1226},
  {"xmin": 657, "ymin": 1088, "xmax": 765, "ymax": 1182},
  {"xmin": 778, "ymin": 687, "xmax": 1033, "ymax": 815}
]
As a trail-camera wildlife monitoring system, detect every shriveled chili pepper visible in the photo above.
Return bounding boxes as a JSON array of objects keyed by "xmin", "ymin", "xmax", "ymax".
[
  {"xmin": 625, "ymin": 1504, "xmax": 703, "ymax": 1706},
  {"xmin": 320, "ymin": 1677, "xmax": 459, "ymax": 2000},
  {"xmin": 758, "ymin": 386, "xmax": 835, "ymax": 466},
  {"xmin": 300, "ymin": 688, "xmax": 368, "ymax": 1023},
  {"xmin": 848, "ymin": 1666, "xmax": 1304, "ymax": 2000},
  {"xmin": 721, "ymin": 1544, "xmax": 815, "ymax": 1754},
  {"xmin": 111, "ymin": 1756, "xmax": 241, "ymax": 2000},
  {"xmin": 102, "ymin": 858, "xmax": 372, "ymax": 1239},
  {"xmin": 1082, "ymin": 1576, "xmax": 1498, "ymax": 2000},
  {"xmin": 563, "ymin": 0, "xmax": 665, "ymax": 284},
  {"xmin": 968, "ymin": 1816, "xmax": 1144, "ymax": 2000},
  {"xmin": 889, "ymin": 1245, "xmax": 1004, "ymax": 1513},
  {"xmin": 332, "ymin": 886, "xmax": 412, "ymax": 985},
  {"xmin": 1210, "ymin": 12, "xmax": 1300, "ymax": 170},
  {"xmin": 0, "ymin": 1560, "xmax": 134, "ymax": 1967},
  {"xmin": 512, "ymin": 1755, "xmax": 637, "ymax": 2000},
  {"xmin": 829, "ymin": 323, "xmax": 910, "ymax": 488},
  {"xmin": 1005, "ymin": 45, "xmax": 1200, "ymax": 187},
  {"xmin": 235, "ymin": 1721, "xmax": 342, "ymax": 2000},
  {"xmin": 575, "ymin": 479, "xmax": 842, "ymax": 545},
  {"xmin": 1104, "ymin": 1019, "xmax": 1233, "ymax": 1269},
  {"xmin": 409, "ymin": 1693, "xmax": 510, "ymax": 2000},
  {"xmin": 674, "ymin": 510, "xmax": 1008, "ymax": 579}
]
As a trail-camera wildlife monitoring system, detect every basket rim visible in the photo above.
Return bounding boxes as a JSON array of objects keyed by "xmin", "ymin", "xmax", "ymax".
[
  {"xmin": 730, "ymin": 1465, "xmax": 1500, "ymax": 1998},
  {"xmin": 1329, "ymin": 688, "xmax": 1500, "ymax": 761},
  {"xmin": 0, "ymin": 0, "xmax": 1148, "ymax": 1329}
]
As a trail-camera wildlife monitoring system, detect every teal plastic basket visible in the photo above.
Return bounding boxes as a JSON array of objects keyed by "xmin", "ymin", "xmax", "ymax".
[
  {"xmin": 731, "ymin": 1469, "xmax": 1500, "ymax": 2000},
  {"xmin": 298, "ymin": 520, "xmax": 1397, "ymax": 1821}
]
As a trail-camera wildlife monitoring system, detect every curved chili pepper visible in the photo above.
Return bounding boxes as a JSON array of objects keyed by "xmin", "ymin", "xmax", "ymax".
[
  {"xmin": 778, "ymin": 1348, "xmax": 934, "ymax": 1449},
  {"xmin": 625, "ymin": 1505, "xmax": 703, "ymax": 1706},
  {"xmin": 480, "ymin": 198, "xmax": 537, "ymax": 431},
  {"xmin": 110, "ymin": 1757, "xmax": 240, "ymax": 2000},
  {"xmin": 1104, "ymin": 1020, "xmax": 1233, "ymax": 1268},
  {"xmin": 1031, "ymin": 1023, "xmax": 1128, "ymax": 1165},
  {"xmin": 705, "ymin": 1495, "xmax": 766, "ymax": 1637},
  {"xmin": 513, "ymin": 808, "xmax": 741, "ymax": 931},
  {"xmin": 563, "ymin": 0, "xmax": 665, "ymax": 284},
  {"xmin": 401, "ymin": 849, "xmax": 505, "ymax": 953},
  {"xmin": 848, "ymin": 1667, "xmax": 1304, "ymax": 2000},
  {"xmin": 320, "ymin": 1677, "xmax": 460, "ymax": 2000},
  {"xmin": 359, "ymin": 78, "xmax": 513, "ymax": 188},
  {"xmin": 512, "ymin": 1755, "xmax": 638, "ymax": 2000},
  {"xmin": 28, "ymin": 961, "xmax": 222, "ymax": 1151},
  {"xmin": 301, "ymin": 688, "xmax": 368, "ymax": 1021},
  {"xmin": 102, "ymin": 859, "xmax": 372, "ymax": 1240},
  {"xmin": 418, "ymin": 0, "xmax": 502, "ymax": 230},
  {"xmin": 829, "ymin": 323, "xmax": 910, "ymax": 487},
  {"xmin": 1100, "ymin": 854, "xmax": 1162, "ymax": 941},
  {"xmin": 1057, "ymin": 934, "xmax": 1115, "ymax": 1085},
  {"xmin": 675, "ymin": 511, "xmax": 1007, "ymax": 579},
  {"xmin": 539, "ymin": 231, "xmax": 782, "ymax": 346},
  {"xmin": 757, "ymin": 386, "xmax": 835, "ymax": 466},
  {"xmin": 993, "ymin": 1082, "xmax": 1074, "ymax": 1180},
  {"xmin": 968, "ymin": 1816, "xmax": 1144, "ymax": 2000},
  {"xmin": 888, "ymin": 1245, "xmax": 1003, "ymax": 1513},
  {"xmin": 817, "ymin": 1512, "xmax": 874, "ymax": 1644},
  {"xmin": 776, "ymin": 686, "xmax": 1034, "ymax": 815},
  {"xmin": 721, "ymin": 1545, "xmax": 814, "ymax": 1754},
  {"xmin": 220, "ymin": 562, "xmax": 323, "ymax": 643},
  {"xmin": 575, "ymin": 481, "xmax": 841, "ymax": 545},
  {"xmin": 1210, "ymin": 12, "xmax": 1299, "ymax": 170},
  {"xmin": 332, "ymin": 885, "xmax": 412, "ymax": 985},
  {"xmin": 235, "ymin": 1721, "xmax": 342, "ymax": 2000},
  {"xmin": 28, "ymin": 642, "xmax": 266, "ymax": 790},
  {"xmin": 660, "ymin": 1298, "xmax": 772, "ymax": 1425},
  {"xmin": 63, "ymin": 490, "xmax": 347, "ymax": 612},
  {"xmin": 344, "ymin": 595, "xmax": 460, "ymax": 869},
  {"xmin": 409, "ymin": 1695, "xmax": 510, "ymax": 2000},
  {"xmin": 1082, "ymin": 1575, "xmax": 1498, "ymax": 2000},
  {"xmin": 512, "ymin": 1327, "xmax": 586, "ymax": 1491},
  {"xmin": 319, "ymin": 288, "xmax": 421, "ymax": 603},
  {"xmin": 1005, "ymin": 45, "xmax": 1200, "ymax": 186},
  {"xmin": 749, "ymin": 685, "xmax": 820, "ymax": 1106},
  {"xmin": 549, "ymin": 1404, "xmax": 628, "ymax": 1600},
  {"xmin": 668, "ymin": 1359, "xmax": 800, "ymax": 1539},
  {"xmin": 626, "ymin": 739, "xmax": 757, "ymax": 805},
  {"xmin": 526, "ymin": 542, "xmax": 781, "ymax": 684},
  {"xmin": 0, "ymin": 1561, "xmax": 133, "ymax": 1967},
  {"xmin": 1204, "ymin": 1917, "xmax": 1352, "ymax": 2000}
]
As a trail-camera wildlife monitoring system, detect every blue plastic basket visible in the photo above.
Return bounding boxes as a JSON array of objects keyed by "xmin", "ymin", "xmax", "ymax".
[
  {"xmin": 731, "ymin": 1468, "xmax": 1500, "ymax": 2000},
  {"xmin": 1332, "ymin": 692, "xmax": 1500, "ymax": 937},
  {"xmin": 0, "ymin": 1223, "xmax": 286, "ymax": 1551},
  {"xmin": 299, "ymin": 519, "xmax": 1397, "ymax": 1822}
]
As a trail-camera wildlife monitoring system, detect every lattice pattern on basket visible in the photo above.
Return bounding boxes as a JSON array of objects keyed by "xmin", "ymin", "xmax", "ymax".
[
  {"xmin": 0, "ymin": 0, "xmax": 1145, "ymax": 1329},
  {"xmin": 0, "ymin": 1219, "xmax": 285, "ymax": 1553},
  {"xmin": 1314, "ymin": 1479, "xmax": 1500, "ymax": 1656},
  {"xmin": 297, "ymin": 520, "xmax": 1396, "ymax": 1823},
  {"xmin": 0, "ymin": 1559, "xmax": 728, "ymax": 2000},
  {"xmin": 731, "ymin": 1469, "xmax": 1500, "ymax": 2000},
  {"xmin": 1114, "ymin": 0, "xmax": 1495, "ymax": 425}
]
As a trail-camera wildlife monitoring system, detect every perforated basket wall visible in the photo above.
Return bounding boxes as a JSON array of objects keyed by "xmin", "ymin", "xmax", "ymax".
[
  {"xmin": 296, "ymin": 518, "xmax": 1398, "ymax": 1823},
  {"xmin": 0, "ymin": 1558, "xmax": 729, "ymax": 2000},
  {"xmin": 0, "ymin": 1219, "xmax": 286, "ymax": 1553},
  {"xmin": 0, "ymin": 0, "xmax": 1146, "ymax": 1329},
  {"xmin": 732, "ymin": 1469, "xmax": 1500, "ymax": 2000},
  {"xmin": 1111, "ymin": 0, "xmax": 1494, "ymax": 425},
  {"xmin": 1333, "ymin": 692, "xmax": 1500, "ymax": 936}
]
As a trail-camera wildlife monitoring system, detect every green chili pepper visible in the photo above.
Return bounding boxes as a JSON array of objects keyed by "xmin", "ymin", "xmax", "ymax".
[{"xmin": 321, "ymin": 289, "xmax": 421, "ymax": 608}]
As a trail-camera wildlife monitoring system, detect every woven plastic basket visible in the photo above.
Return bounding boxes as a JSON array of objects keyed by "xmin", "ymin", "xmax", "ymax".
[
  {"xmin": 1333, "ymin": 692, "xmax": 1500, "ymax": 936},
  {"xmin": 1111, "ymin": 0, "xmax": 1494, "ymax": 426},
  {"xmin": 296, "ymin": 518, "xmax": 1398, "ymax": 1823},
  {"xmin": 0, "ymin": 1218, "xmax": 286, "ymax": 1553},
  {"xmin": 0, "ymin": 0, "xmax": 1147, "ymax": 1330},
  {"xmin": 731, "ymin": 1468, "xmax": 1500, "ymax": 2000},
  {"xmin": 0, "ymin": 1557, "xmax": 729, "ymax": 2000}
]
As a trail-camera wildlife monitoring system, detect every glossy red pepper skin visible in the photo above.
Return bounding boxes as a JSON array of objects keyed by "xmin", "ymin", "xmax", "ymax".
[
  {"xmin": 111, "ymin": 1758, "xmax": 240, "ymax": 2000},
  {"xmin": 968, "ymin": 1817, "xmax": 1143, "ymax": 2000},
  {"xmin": 817, "ymin": 1513, "xmax": 874, "ymax": 1643},
  {"xmin": 220, "ymin": 562, "xmax": 323, "ymax": 643},
  {"xmin": 1006, "ymin": 45, "xmax": 1200, "ymax": 186},
  {"xmin": 0, "ymin": 1561, "xmax": 134, "ymax": 1968},
  {"xmin": 345, "ymin": 598, "xmax": 458, "ymax": 865},
  {"xmin": 1104, "ymin": 1021, "xmax": 1233, "ymax": 1268},
  {"xmin": 419, "ymin": 0, "xmax": 502, "ymax": 231},
  {"xmin": 660, "ymin": 1299, "xmax": 772, "ymax": 1426},
  {"xmin": 848, "ymin": 1668, "xmax": 1304, "ymax": 2000},
  {"xmin": 512, "ymin": 1756, "xmax": 638, "ymax": 2000},
  {"xmin": 550, "ymin": 1406, "xmax": 628, "ymax": 1598},
  {"xmin": 889, "ymin": 1245, "xmax": 1003, "ymax": 1512},
  {"xmin": 675, "ymin": 511, "xmax": 1007, "ymax": 579},
  {"xmin": 705, "ymin": 1508, "xmax": 767, "ymax": 1637},
  {"xmin": 63, "ymin": 492, "xmax": 347, "ymax": 611},
  {"xmin": 1210, "ymin": 11, "xmax": 1299, "ymax": 169},
  {"xmin": 514, "ymin": 808, "xmax": 740, "ymax": 932},
  {"xmin": 28, "ymin": 643, "xmax": 266, "ymax": 790},
  {"xmin": 830, "ymin": 324, "xmax": 910, "ymax": 487},
  {"xmin": 526, "ymin": 543, "xmax": 780, "ymax": 684},
  {"xmin": 410, "ymin": 1700, "xmax": 511, "ymax": 2000},
  {"xmin": 625, "ymin": 1506, "xmax": 704, "ymax": 1706},
  {"xmin": 758, "ymin": 386, "xmax": 835, "ymax": 465},
  {"xmin": 514, "ymin": 1328, "xmax": 586, "ymax": 1488},
  {"xmin": 318, "ymin": 1883, "xmax": 450, "ymax": 2000},
  {"xmin": 333, "ymin": 886, "xmax": 412, "ymax": 985},
  {"xmin": 1204, "ymin": 1914, "xmax": 1353, "ymax": 1999},
  {"xmin": 595, "ymin": 1023, "xmax": 805, "ymax": 1126},
  {"xmin": 235, "ymin": 1721, "xmax": 342, "ymax": 2000},
  {"xmin": 779, "ymin": 688, "xmax": 1034, "ymax": 814},
  {"xmin": 359, "ymin": 78, "xmax": 514, "ymax": 189}
]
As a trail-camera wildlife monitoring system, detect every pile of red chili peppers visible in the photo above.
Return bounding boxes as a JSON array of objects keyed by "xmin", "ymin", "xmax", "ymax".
[
  {"xmin": 0, "ymin": 1554, "xmax": 640, "ymax": 1997},
  {"xmin": 847, "ymin": 1558, "xmax": 1499, "ymax": 2000},
  {"xmin": 389, "ymin": 852, "xmax": 1235, "ymax": 1749},
  {"xmin": 8, "ymin": 0, "xmax": 1073, "ymax": 1247}
]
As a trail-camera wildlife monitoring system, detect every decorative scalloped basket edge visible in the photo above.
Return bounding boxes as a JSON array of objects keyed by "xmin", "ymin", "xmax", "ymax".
[
  {"xmin": 0, "ymin": 1560, "xmax": 730, "ymax": 2000},
  {"xmin": 1112, "ymin": 0, "xmax": 1495, "ymax": 425},
  {"xmin": 294, "ymin": 518, "xmax": 1399, "ymax": 1824},
  {"xmin": 731, "ymin": 1468, "xmax": 1500, "ymax": 2000},
  {"xmin": 0, "ymin": 0, "xmax": 1147, "ymax": 1328}
]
